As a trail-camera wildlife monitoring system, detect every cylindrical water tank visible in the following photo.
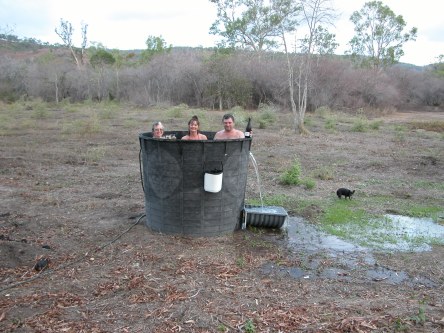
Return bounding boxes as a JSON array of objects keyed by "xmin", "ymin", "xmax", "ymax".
[{"xmin": 139, "ymin": 131, "xmax": 252, "ymax": 237}]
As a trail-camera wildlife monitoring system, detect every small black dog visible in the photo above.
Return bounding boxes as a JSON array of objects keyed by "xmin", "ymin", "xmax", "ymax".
[{"xmin": 336, "ymin": 188, "xmax": 355, "ymax": 200}]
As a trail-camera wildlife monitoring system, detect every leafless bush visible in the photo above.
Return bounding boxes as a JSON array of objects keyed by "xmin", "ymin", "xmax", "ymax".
[
  {"xmin": 389, "ymin": 66, "xmax": 444, "ymax": 108},
  {"xmin": 0, "ymin": 46, "xmax": 442, "ymax": 110}
]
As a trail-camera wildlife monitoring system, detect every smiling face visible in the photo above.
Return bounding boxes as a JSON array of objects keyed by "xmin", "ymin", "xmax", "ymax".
[
  {"xmin": 189, "ymin": 120, "xmax": 199, "ymax": 134},
  {"xmin": 152, "ymin": 125, "xmax": 164, "ymax": 138},
  {"xmin": 222, "ymin": 118, "xmax": 235, "ymax": 132}
]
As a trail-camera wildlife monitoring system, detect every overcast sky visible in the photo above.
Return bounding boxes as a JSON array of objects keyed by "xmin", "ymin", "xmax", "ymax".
[{"xmin": 1, "ymin": 0, "xmax": 443, "ymax": 66}]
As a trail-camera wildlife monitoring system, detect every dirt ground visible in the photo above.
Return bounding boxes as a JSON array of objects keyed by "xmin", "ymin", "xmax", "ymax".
[{"xmin": 1, "ymin": 105, "xmax": 443, "ymax": 332}]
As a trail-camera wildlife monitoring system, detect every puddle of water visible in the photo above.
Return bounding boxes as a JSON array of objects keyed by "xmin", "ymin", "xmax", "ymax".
[
  {"xmin": 285, "ymin": 214, "xmax": 444, "ymax": 253},
  {"xmin": 365, "ymin": 267, "xmax": 437, "ymax": 287},
  {"xmin": 286, "ymin": 216, "xmax": 367, "ymax": 253},
  {"xmin": 266, "ymin": 216, "xmax": 440, "ymax": 286},
  {"xmin": 362, "ymin": 214, "xmax": 444, "ymax": 252},
  {"xmin": 286, "ymin": 214, "xmax": 444, "ymax": 253}
]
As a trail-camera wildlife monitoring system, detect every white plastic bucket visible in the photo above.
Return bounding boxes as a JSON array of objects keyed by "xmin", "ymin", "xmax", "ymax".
[{"xmin": 204, "ymin": 171, "xmax": 223, "ymax": 193}]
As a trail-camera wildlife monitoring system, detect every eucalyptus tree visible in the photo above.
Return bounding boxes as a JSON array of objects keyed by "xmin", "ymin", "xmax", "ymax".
[
  {"xmin": 209, "ymin": 0, "xmax": 299, "ymax": 111},
  {"xmin": 35, "ymin": 51, "xmax": 73, "ymax": 103},
  {"xmin": 348, "ymin": 1, "xmax": 417, "ymax": 69},
  {"xmin": 110, "ymin": 50, "xmax": 127, "ymax": 100},
  {"xmin": 431, "ymin": 55, "xmax": 444, "ymax": 78},
  {"xmin": 205, "ymin": 48, "xmax": 253, "ymax": 110},
  {"xmin": 55, "ymin": 19, "xmax": 88, "ymax": 69},
  {"xmin": 209, "ymin": 0, "xmax": 298, "ymax": 53},
  {"xmin": 140, "ymin": 35, "xmax": 172, "ymax": 63},
  {"xmin": 279, "ymin": 0, "xmax": 337, "ymax": 134},
  {"xmin": 89, "ymin": 46, "xmax": 116, "ymax": 101}
]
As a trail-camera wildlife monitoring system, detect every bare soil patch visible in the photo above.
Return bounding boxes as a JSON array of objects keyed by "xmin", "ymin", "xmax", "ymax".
[{"xmin": 1, "ymin": 106, "xmax": 443, "ymax": 332}]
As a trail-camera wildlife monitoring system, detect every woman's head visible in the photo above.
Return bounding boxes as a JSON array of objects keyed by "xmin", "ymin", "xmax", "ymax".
[
  {"xmin": 152, "ymin": 121, "xmax": 164, "ymax": 138},
  {"xmin": 188, "ymin": 116, "xmax": 200, "ymax": 133}
]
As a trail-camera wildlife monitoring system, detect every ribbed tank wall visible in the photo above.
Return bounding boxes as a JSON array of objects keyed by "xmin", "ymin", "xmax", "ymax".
[{"xmin": 139, "ymin": 131, "xmax": 251, "ymax": 237}]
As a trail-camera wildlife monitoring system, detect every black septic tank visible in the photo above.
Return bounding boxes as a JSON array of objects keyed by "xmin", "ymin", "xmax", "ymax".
[{"xmin": 139, "ymin": 131, "xmax": 252, "ymax": 237}]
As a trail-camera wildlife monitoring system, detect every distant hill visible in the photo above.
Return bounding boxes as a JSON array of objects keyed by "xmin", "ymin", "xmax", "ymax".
[{"xmin": 1, "ymin": 34, "xmax": 433, "ymax": 70}]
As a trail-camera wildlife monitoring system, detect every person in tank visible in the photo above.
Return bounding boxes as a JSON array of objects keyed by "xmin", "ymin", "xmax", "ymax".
[
  {"xmin": 181, "ymin": 115, "xmax": 208, "ymax": 140},
  {"xmin": 214, "ymin": 114, "xmax": 245, "ymax": 140},
  {"xmin": 152, "ymin": 121, "xmax": 164, "ymax": 138}
]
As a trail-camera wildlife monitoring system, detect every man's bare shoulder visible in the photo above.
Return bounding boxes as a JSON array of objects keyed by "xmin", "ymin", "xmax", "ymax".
[
  {"xmin": 235, "ymin": 129, "xmax": 245, "ymax": 138},
  {"xmin": 214, "ymin": 130, "xmax": 244, "ymax": 140},
  {"xmin": 214, "ymin": 130, "xmax": 224, "ymax": 136},
  {"xmin": 214, "ymin": 130, "xmax": 226, "ymax": 139}
]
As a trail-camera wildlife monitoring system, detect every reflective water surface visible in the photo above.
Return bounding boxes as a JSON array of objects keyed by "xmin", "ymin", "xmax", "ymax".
[
  {"xmin": 286, "ymin": 214, "xmax": 444, "ymax": 253},
  {"xmin": 259, "ymin": 215, "xmax": 442, "ymax": 287}
]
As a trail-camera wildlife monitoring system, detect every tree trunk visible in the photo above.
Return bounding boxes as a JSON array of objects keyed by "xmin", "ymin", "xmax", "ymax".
[
  {"xmin": 115, "ymin": 68, "xmax": 120, "ymax": 100},
  {"xmin": 282, "ymin": 32, "xmax": 309, "ymax": 135},
  {"xmin": 297, "ymin": 65, "xmax": 309, "ymax": 135},
  {"xmin": 54, "ymin": 73, "xmax": 59, "ymax": 104},
  {"xmin": 69, "ymin": 46, "xmax": 81, "ymax": 70},
  {"xmin": 218, "ymin": 84, "xmax": 223, "ymax": 110}
]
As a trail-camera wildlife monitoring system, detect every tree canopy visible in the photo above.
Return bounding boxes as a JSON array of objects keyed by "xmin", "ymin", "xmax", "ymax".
[
  {"xmin": 209, "ymin": 0, "xmax": 299, "ymax": 52},
  {"xmin": 90, "ymin": 49, "xmax": 116, "ymax": 68},
  {"xmin": 140, "ymin": 35, "xmax": 172, "ymax": 63},
  {"xmin": 348, "ymin": 1, "xmax": 417, "ymax": 69}
]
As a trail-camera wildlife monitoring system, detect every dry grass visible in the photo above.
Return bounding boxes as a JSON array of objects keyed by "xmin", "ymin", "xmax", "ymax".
[
  {"xmin": 1, "ymin": 103, "xmax": 443, "ymax": 332},
  {"xmin": 408, "ymin": 120, "xmax": 444, "ymax": 132}
]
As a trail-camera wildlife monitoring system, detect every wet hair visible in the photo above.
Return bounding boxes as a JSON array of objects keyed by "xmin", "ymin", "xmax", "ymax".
[
  {"xmin": 152, "ymin": 121, "xmax": 164, "ymax": 132},
  {"xmin": 222, "ymin": 114, "xmax": 235, "ymax": 122},
  {"xmin": 187, "ymin": 115, "xmax": 200, "ymax": 135},
  {"xmin": 188, "ymin": 115, "xmax": 200, "ymax": 126}
]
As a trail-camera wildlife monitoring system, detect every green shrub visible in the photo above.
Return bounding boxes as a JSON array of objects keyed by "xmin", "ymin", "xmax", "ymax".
[
  {"xmin": 84, "ymin": 146, "xmax": 106, "ymax": 164},
  {"xmin": 244, "ymin": 319, "xmax": 256, "ymax": 333},
  {"xmin": 369, "ymin": 119, "xmax": 383, "ymax": 130},
  {"xmin": 167, "ymin": 108, "xmax": 183, "ymax": 118},
  {"xmin": 62, "ymin": 115, "xmax": 101, "ymax": 135},
  {"xmin": 99, "ymin": 106, "xmax": 118, "ymax": 119},
  {"xmin": 394, "ymin": 124, "xmax": 407, "ymax": 142},
  {"xmin": 31, "ymin": 108, "xmax": 49, "ymax": 119},
  {"xmin": 26, "ymin": 98, "xmax": 49, "ymax": 119},
  {"xmin": 312, "ymin": 166, "xmax": 335, "ymax": 180},
  {"xmin": 257, "ymin": 103, "xmax": 277, "ymax": 129},
  {"xmin": 258, "ymin": 119, "xmax": 267, "ymax": 129},
  {"xmin": 229, "ymin": 106, "xmax": 244, "ymax": 115},
  {"xmin": 314, "ymin": 106, "xmax": 331, "ymax": 118},
  {"xmin": 280, "ymin": 158, "xmax": 301, "ymax": 185},
  {"xmin": 351, "ymin": 117, "xmax": 368, "ymax": 132},
  {"xmin": 0, "ymin": 114, "xmax": 9, "ymax": 128},
  {"xmin": 304, "ymin": 116, "xmax": 313, "ymax": 127},
  {"xmin": 167, "ymin": 104, "xmax": 189, "ymax": 118},
  {"xmin": 302, "ymin": 177, "xmax": 316, "ymax": 190},
  {"xmin": 324, "ymin": 116, "xmax": 337, "ymax": 131}
]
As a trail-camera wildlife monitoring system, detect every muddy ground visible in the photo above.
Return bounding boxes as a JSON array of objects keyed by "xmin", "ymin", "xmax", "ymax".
[{"xmin": 1, "ymin": 105, "xmax": 443, "ymax": 332}]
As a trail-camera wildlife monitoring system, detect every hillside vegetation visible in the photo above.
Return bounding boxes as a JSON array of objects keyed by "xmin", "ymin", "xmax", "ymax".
[{"xmin": 1, "ymin": 37, "xmax": 443, "ymax": 113}]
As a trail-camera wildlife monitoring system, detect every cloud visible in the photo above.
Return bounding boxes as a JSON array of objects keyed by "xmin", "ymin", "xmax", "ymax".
[{"xmin": 1, "ymin": 0, "xmax": 442, "ymax": 65}]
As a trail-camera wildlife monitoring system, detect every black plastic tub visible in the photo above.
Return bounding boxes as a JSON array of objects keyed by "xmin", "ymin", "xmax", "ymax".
[
  {"xmin": 139, "ymin": 131, "xmax": 252, "ymax": 237},
  {"xmin": 243, "ymin": 205, "xmax": 288, "ymax": 229}
]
